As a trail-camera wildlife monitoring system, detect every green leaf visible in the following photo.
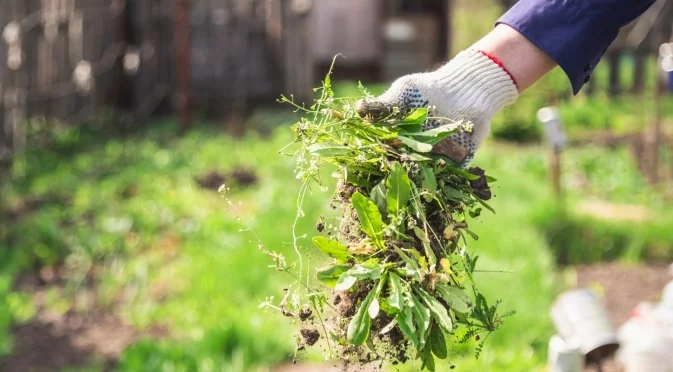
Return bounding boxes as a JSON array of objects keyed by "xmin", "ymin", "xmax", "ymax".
[
  {"xmin": 469, "ymin": 207, "xmax": 482, "ymax": 218},
  {"xmin": 430, "ymin": 325, "xmax": 448, "ymax": 360},
  {"xmin": 476, "ymin": 197, "xmax": 496, "ymax": 214},
  {"xmin": 386, "ymin": 162, "xmax": 411, "ymax": 218},
  {"xmin": 312, "ymin": 236, "xmax": 351, "ymax": 263},
  {"xmin": 393, "ymin": 247, "xmax": 422, "ymax": 281},
  {"xmin": 398, "ymin": 135, "xmax": 433, "ymax": 153},
  {"xmin": 485, "ymin": 175, "xmax": 497, "ymax": 183},
  {"xmin": 357, "ymin": 81, "xmax": 373, "ymax": 98},
  {"xmin": 442, "ymin": 186, "xmax": 470, "ymax": 202},
  {"xmin": 370, "ymin": 180, "xmax": 387, "ymax": 216},
  {"xmin": 419, "ymin": 338, "xmax": 436, "ymax": 371},
  {"xmin": 387, "ymin": 274, "xmax": 403, "ymax": 310},
  {"xmin": 415, "ymin": 286, "xmax": 453, "ymax": 333},
  {"xmin": 463, "ymin": 228, "xmax": 479, "ymax": 241},
  {"xmin": 447, "ymin": 167, "xmax": 480, "ymax": 180},
  {"xmin": 347, "ymin": 264, "xmax": 384, "ymax": 280},
  {"xmin": 335, "ymin": 274, "xmax": 357, "ymax": 291},
  {"xmin": 307, "ymin": 143, "xmax": 352, "ymax": 157},
  {"xmin": 404, "ymin": 123, "xmax": 462, "ymax": 145},
  {"xmin": 351, "ymin": 192, "xmax": 385, "ymax": 248},
  {"xmin": 317, "ymin": 265, "xmax": 350, "ymax": 288},
  {"xmin": 436, "ymin": 284, "xmax": 473, "ymax": 314},
  {"xmin": 347, "ymin": 288, "xmax": 377, "ymax": 345},
  {"xmin": 345, "ymin": 168, "xmax": 369, "ymax": 187},
  {"xmin": 406, "ymin": 248, "xmax": 429, "ymax": 274},
  {"xmin": 395, "ymin": 306, "xmax": 419, "ymax": 348},
  {"xmin": 420, "ymin": 166, "xmax": 437, "ymax": 198},
  {"xmin": 413, "ymin": 227, "xmax": 437, "ymax": 268},
  {"xmin": 410, "ymin": 292, "xmax": 431, "ymax": 349},
  {"xmin": 406, "ymin": 152, "xmax": 433, "ymax": 162},
  {"xmin": 403, "ymin": 108, "xmax": 428, "ymax": 125}
]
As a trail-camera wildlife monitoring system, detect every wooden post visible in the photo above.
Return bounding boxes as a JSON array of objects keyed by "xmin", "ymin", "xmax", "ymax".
[
  {"xmin": 281, "ymin": 0, "xmax": 314, "ymax": 105},
  {"xmin": 632, "ymin": 49, "xmax": 646, "ymax": 94},
  {"xmin": 437, "ymin": 0, "xmax": 451, "ymax": 60},
  {"xmin": 0, "ymin": 0, "xmax": 27, "ymax": 219},
  {"xmin": 538, "ymin": 106, "xmax": 566, "ymax": 207},
  {"xmin": 608, "ymin": 49, "xmax": 622, "ymax": 96},
  {"xmin": 174, "ymin": 0, "xmax": 191, "ymax": 133},
  {"xmin": 652, "ymin": 78, "xmax": 662, "ymax": 183},
  {"xmin": 651, "ymin": 15, "xmax": 668, "ymax": 184},
  {"xmin": 0, "ymin": 2, "xmax": 11, "ymax": 206},
  {"xmin": 126, "ymin": 0, "xmax": 163, "ymax": 124}
]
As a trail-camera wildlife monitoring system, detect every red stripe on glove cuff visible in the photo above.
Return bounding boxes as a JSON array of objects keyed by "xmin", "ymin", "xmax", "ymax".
[{"xmin": 478, "ymin": 50, "xmax": 519, "ymax": 91}]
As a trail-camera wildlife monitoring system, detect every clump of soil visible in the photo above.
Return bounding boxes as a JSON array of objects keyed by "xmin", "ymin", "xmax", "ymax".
[
  {"xmin": 195, "ymin": 167, "xmax": 258, "ymax": 191},
  {"xmin": 299, "ymin": 306, "xmax": 314, "ymax": 321},
  {"xmin": 300, "ymin": 329, "xmax": 320, "ymax": 346},
  {"xmin": 468, "ymin": 167, "xmax": 491, "ymax": 201}
]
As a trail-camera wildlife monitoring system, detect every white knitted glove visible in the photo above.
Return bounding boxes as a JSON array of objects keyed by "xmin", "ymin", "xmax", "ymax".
[{"xmin": 357, "ymin": 49, "xmax": 519, "ymax": 166}]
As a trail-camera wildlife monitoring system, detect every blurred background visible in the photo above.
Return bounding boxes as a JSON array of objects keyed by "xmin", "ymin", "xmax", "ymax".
[{"xmin": 2, "ymin": 0, "xmax": 673, "ymax": 371}]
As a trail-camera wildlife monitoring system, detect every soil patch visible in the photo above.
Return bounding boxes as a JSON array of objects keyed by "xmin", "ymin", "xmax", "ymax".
[
  {"xmin": 195, "ymin": 167, "xmax": 258, "ymax": 191},
  {"xmin": 574, "ymin": 262, "xmax": 672, "ymax": 326},
  {"xmin": 3, "ymin": 269, "xmax": 168, "ymax": 372},
  {"xmin": 0, "ymin": 309, "xmax": 166, "ymax": 372}
]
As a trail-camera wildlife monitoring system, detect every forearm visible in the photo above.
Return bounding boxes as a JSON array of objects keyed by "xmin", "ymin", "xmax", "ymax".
[
  {"xmin": 472, "ymin": 24, "xmax": 557, "ymax": 93},
  {"xmin": 495, "ymin": 0, "xmax": 656, "ymax": 94}
]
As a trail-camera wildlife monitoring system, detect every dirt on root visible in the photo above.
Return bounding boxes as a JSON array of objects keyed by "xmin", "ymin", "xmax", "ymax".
[{"xmin": 467, "ymin": 167, "xmax": 491, "ymax": 201}]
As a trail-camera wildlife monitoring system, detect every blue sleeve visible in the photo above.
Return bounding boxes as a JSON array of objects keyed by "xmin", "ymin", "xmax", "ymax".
[{"xmin": 497, "ymin": 0, "xmax": 656, "ymax": 94}]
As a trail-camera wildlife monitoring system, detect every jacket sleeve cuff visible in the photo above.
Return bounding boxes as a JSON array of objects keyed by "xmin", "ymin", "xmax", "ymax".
[{"xmin": 496, "ymin": 0, "xmax": 620, "ymax": 95}]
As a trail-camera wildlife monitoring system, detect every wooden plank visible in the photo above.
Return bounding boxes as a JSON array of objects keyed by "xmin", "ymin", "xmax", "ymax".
[
  {"xmin": 0, "ymin": 0, "xmax": 9, "ymax": 228},
  {"xmin": 607, "ymin": 50, "xmax": 621, "ymax": 96},
  {"xmin": 632, "ymin": 50, "xmax": 646, "ymax": 94},
  {"xmin": 312, "ymin": 0, "xmax": 383, "ymax": 64},
  {"xmin": 0, "ymin": 0, "xmax": 28, "ymax": 171},
  {"xmin": 281, "ymin": 0, "xmax": 314, "ymax": 105},
  {"xmin": 174, "ymin": 0, "xmax": 191, "ymax": 132}
]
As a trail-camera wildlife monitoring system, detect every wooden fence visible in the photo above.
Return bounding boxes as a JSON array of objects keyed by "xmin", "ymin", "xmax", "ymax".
[
  {"xmin": 0, "ymin": 0, "xmax": 316, "ymax": 226},
  {"xmin": 0, "ymin": 0, "xmax": 312, "ymax": 177}
]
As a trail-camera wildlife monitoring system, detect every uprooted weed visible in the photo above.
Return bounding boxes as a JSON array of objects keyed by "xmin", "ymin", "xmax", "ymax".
[{"xmin": 255, "ymin": 57, "xmax": 514, "ymax": 371}]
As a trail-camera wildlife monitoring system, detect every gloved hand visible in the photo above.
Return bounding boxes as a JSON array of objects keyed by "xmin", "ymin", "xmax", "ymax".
[{"xmin": 356, "ymin": 49, "xmax": 519, "ymax": 166}]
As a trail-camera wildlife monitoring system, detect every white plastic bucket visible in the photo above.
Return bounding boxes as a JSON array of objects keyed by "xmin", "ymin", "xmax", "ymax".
[
  {"xmin": 548, "ymin": 334, "xmax": 584, "ymax": 372},
  {"xmin": 551, "ymin": 289, "xmax": 619, "ymax": 362}
]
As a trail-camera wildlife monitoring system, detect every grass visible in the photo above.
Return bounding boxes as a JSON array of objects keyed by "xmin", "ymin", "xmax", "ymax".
[
  {"xmin": 2, "ymin": 119, "xmax": 318, "ymax": 370},
  {"xmin": 1, "ymin": 110, "xmax": 672, "ymax": 371}
]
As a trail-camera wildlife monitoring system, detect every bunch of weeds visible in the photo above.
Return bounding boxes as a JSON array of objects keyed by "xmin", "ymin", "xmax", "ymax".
[{"xmin": 259, "ymin": 58, "xmax": 514, "ymax": 371}]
